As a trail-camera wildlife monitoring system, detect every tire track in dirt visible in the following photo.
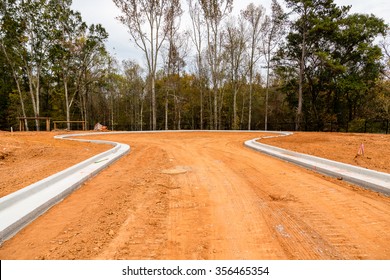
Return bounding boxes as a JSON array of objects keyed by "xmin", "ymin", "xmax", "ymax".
[
  {"xmin": 0, "ymin": 132, "xmax": 389, "ymax": 260},
  {"xmin": 160, "ymin": 139, "xmax": 286, "ymax": 259},
  {"xmin": 199, "ymin": 138, "xmax": 339, "ymax": 259},
  {"xmin": 221, "ymin": 138, "xmax": 390, "ymax": 259}
]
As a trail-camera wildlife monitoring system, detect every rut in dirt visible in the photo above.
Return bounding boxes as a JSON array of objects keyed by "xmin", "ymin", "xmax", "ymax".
[{"xmin": 0, "ymin": 132, "xmax": 389, "ymax": 260}]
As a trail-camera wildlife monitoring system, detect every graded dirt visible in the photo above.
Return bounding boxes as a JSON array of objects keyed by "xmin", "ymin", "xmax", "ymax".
[
  {"xmin": 259, "ymin": 132, "xmax": 390, "ymax": 174},
  {"xmin": 0, "ymin": 131, "xmax": 110, "ymax": 197},
  {"xmin": 0, "ymin": 131, "xmax": 389, "ymax": 260}
]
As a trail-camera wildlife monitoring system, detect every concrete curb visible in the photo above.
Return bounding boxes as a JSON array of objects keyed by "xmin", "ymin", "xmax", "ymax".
[
  {"xmin": 2, "ymin": 130, "xmax": 389, "ymax": 244},
  {"xmin": 245, "ymin": 135, "xmax": 390, "ymax": 196},
  {"xmin": 0, "ymin": 132, "xmax": 130, "ymax": 244}
]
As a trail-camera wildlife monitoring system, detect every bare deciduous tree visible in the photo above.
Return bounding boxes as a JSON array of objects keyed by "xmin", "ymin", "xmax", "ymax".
[
  {"xmin": 224, "ymin": 16, "xmax": 247, "ymax": 129},
  {"xmin": 199, "ymin": 0, "xmax": 233, "ymax": 129},
  {"xmin": 163, "ymin": 0, "xmax": 183, "ymax": 130},
  {"xmin": 242, "ymin": 3, "xmax": 265, "ymax": 130},
  {"xmin": 261, "ymin": 0, "xmax": 286, "ymax": 130},
  {"xmin": 113, "ymin": 0, "xmax": 175, "ymax": 130},
  {"xmin": 188, "ymin": 0, "xmax": 206, "ymax": 129}
]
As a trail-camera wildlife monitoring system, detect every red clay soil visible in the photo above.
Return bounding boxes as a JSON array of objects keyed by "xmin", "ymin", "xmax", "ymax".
[
  {"xmin": 0, "ymin": 131, "xmax": 110, "ymax": 197},
  {"xmin": 259, "ymin": 132, "xmax": 390, "ymax": 174},
  {"xmin": 0, "ymin": 131, "xmax": 389, "ymax": 260}
]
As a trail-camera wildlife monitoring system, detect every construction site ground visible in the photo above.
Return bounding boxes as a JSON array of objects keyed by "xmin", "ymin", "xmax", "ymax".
[{"xmin": 0, "ymin": 131, "xmax": 389, "ymax": 260}]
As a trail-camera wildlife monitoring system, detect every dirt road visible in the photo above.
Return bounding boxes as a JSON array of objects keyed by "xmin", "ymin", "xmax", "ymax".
[{"xmin": 0, "ymin": 132, "xmax": 389, "ymax": 259}]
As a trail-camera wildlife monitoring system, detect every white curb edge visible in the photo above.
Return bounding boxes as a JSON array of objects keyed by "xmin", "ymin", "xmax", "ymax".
[
  {"xmin": 245, "ymin": 134, "xmax": 390, "ymax": 196},
  {"xmin": 1, "ymin": 130, "xmax": 389, "ymax": 245},
  {"xmin": 0, "ymin": 132, "xmax": 130, "ymax": 244}
]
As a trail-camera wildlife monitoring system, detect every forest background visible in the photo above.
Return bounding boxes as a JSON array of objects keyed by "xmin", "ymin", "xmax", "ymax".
[{"xmin": 1, "ymin": 0, "xmax": 389, "ymax": 133}]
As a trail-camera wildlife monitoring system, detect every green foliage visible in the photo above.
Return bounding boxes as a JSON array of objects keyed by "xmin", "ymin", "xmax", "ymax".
[
  {"xmin": 276, "ymin": 0, "xmax": 387, "ymax": 131},
  {"xmin": 0, "ymin": 57, "xmax": 13, "ymax": 129},
  {"xmin": 0, "ymin": 0, "xmax": 110, "ymax": 130},
  {"xmin": 0, "ymin": 0, "xmax": 389, "ymax": 132}
]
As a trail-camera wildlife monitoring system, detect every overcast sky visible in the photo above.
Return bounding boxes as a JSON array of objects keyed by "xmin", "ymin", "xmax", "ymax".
[{"xmin": 71, "ymin": 0, "xmax": 390, "ymax": 64}]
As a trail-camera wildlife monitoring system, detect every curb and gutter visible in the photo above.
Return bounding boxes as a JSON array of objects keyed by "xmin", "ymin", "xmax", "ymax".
[
  {"xmin": 245, "ymin": 133, "xmax": 390, "ymax": 196},
  {"xmin": 1, "ymin": 130, "xmax": 389, "ymax": 244},
  {"xmin": 0, "ymin": 132, "xmax": 130, "ymax": 244}
]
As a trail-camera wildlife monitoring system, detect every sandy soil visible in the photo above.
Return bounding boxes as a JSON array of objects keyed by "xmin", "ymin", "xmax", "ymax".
[{"xmin": 0, "ymin": 131, "xmax": 389, "ymax": 260}]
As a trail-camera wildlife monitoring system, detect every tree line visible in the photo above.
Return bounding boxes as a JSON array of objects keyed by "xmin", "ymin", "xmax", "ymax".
[{"xmin": 0, "ymin": 0, "xmax": 389, "ymax": 132}]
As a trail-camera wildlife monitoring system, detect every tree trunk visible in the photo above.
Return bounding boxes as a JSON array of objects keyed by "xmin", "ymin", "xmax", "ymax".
[
  {"xmin": 165, "ymin": 91, "xmax": 169, "ymax": 130},
  {"xmin": 233, "ymin": 85, "xmax": 238, "ymax": 130},
  {"xmin": 140, "ymin": 95, "xmax": 144, "ymax": 131},
  {"xmin": 248, "ymin": 79, "xmax": 253, "ymax": 130},
  {"xmin": 110, "ymin": 92, "xmax": 114, "ymax": 131},
  {"xmin": 296, "ymin": 31, "xmax": 306, "ymax": 131},
  {"xmin": 64, "ymin": 77, "xmax": 71, "ymax": 130},
  {"xmin": 177, "ymin": 97, "xmax": 181, "ymax": 130},
  {"xmin": 241, "ymin": 90, "xmax": 246, "ymax": 130},
  {"xmin": 218, "ymin": 88, "xmax": 225, "ymax": 130},
  {"xmin": 0, "ymin": 44, "xmax": 29, "ymax": 131},
  {"xmin": 213, "ymin": 86, "xmax": 218, "ymax": 130},
  {"xmin": 208, "ymin": 90, "xmax": 213, "ymax": 130},
  {"xmin": 248, "ymin": 37, "xmax": 255, "ymax": 131},
  {"xmin": 151, "ymin": 76, "xmax": 157, "ymax": 130},
  {"xmin": 200, "ymin": 86, "xmax": 203, "ymax": 130},
  {"xmin": 17, "ymin": 83, "xmax": 29, "ymax": 131},
  {"xmin": 35, "ymin": 66, "xmax": 40, "ymax": 131},
  {"xmin": 265, "ymin": 52, "xmax": 271, "ymax": 131},
  {"xmin": 27, "ymin": 69, "xmax": 39, "ymax": 131}
]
